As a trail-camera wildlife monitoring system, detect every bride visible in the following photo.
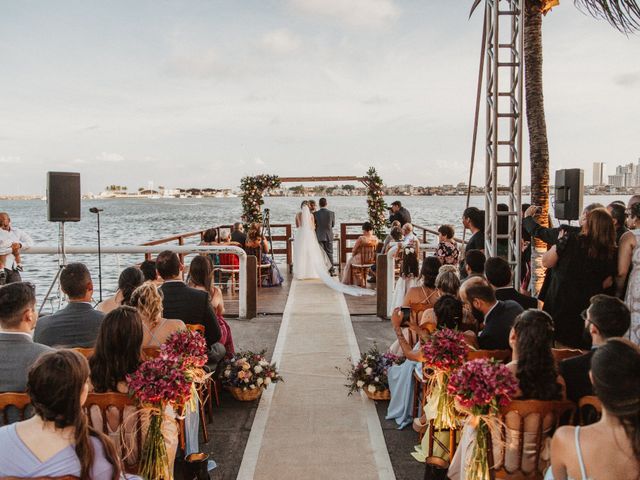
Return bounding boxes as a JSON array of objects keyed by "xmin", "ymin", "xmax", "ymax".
[{"xmin": 293, "ymin": 202, "xmax": 374, "ymax": 296}]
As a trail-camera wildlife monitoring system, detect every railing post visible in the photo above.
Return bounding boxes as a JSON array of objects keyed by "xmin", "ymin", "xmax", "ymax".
[
  {"xmin": 286, "ymin": 224, "xmax": 292, "ymax": 272},
  {"xmin": 245, "ymin": 255, "xmax": 257, "ymax": 319},
  {"xmin": 239, "ymin": 253, "xmax": 248, "ymax": 319},
  {"xmin": 376, "ymin": 253, "xmax": 388, "ymax": 319},
  {"xmin": 340, "ymin": 223, "xmax": 347, "ymax": 266},
  {"xmin": 178, "ymin": 237, "xmax": 185, "ymax": 266}
]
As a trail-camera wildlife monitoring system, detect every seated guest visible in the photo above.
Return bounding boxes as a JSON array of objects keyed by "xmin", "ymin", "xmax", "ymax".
[
  {"xmin": 419, "ymin": 294, "xmax": 465, "ymax": 333},
  {"xmin": 129, "ymin": 282, "xmax": 186, "ymax": 348},
  {"xmin": 231, "ymin": 222, "xmax": 247, "ymax": 247},
  {"xmin": 342, "ymin": 222, "xmax": 379, "ymax": 286},
  {"xmin": 245, "ymin": 223, "xmax": 283, "ymax": 287},
  {"xmin": 0, "ymin": 282, "xmax": 53, "ymax": 392},
  {"xmin": 97, "ymin": 266, "xmax": 144, "ymax": 314},
  {"xmin": 435, "ymin": 265, "xmax": 461, "ymax": 296},
  {"xmin": 465, "ymin": 281, "xmax": 523, "ymax": 350},
  {"xmin": 401, "ymin": 223, "xmax": 418, "ymax": 246},
  {"xmin": 34, "ymin": 263, "xmax": 104, "ymax": 348},
  {"xmin": 390, "ymin": 245, "xmax": 421, "ymax": 309},
  {"xmin": 0, "ymin": 350, "xmax": 122, "ymax": 479},
  {"xmin": 218, "ymin": 229, "xmax": 240, "ymax": 287},
  {"xmin": 140, "ymin": 259, "xmax": 161, "ymax": 285},
  {"xmin": 199, "ymin": 227, "xmax": 221, "ymax": 275},
  {"xmin": 548, "ymin": 339, "xmax": 640, "ymax": 479},
  {"xmin": 381, "ymin": 221, "xmax": 402, "ymax": 253},
  {"xmin": 187, "ymin": 255, "xmax": 235, "ymax": 357},
  {"xmin": 463, "ymin": 249, "xmax": 486, "ymax": 280},
  {"xmin": 607, "ymin": 202, "xmax": 629, "ymax": 244},
  {"xmin": 155, "ymin": 251, "xmax": 222, "ymax": 360},
  {"xmin": 435, "ymin": 224, "xmax": 460, "ymax": 265},
  {"xmin": 485, "ymin": 256, "xmax": 538, "ymax": 309},
  {"xmin": 559, "ymin": 294, "xmax": 630, "ymax": 404}
]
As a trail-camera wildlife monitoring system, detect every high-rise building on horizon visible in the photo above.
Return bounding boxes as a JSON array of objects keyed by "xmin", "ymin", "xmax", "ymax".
[{"xmin": 593, "ymin": 162, "xmax": 606, "ymax": 186}]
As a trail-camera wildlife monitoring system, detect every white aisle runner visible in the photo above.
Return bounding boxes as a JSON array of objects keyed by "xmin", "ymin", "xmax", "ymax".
[{"xmin": 237, "ymin": 279, "xmax": 396, "ymax": 480}]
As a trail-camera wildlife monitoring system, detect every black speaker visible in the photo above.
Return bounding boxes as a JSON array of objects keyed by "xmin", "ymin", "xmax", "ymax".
[
  {"xmin": 554, "ymin": 169, "xmax": 584, "ymax": 221},
  {"xmin": 47, "ymin": 172, "xmax": 81, "ymax": 222}
]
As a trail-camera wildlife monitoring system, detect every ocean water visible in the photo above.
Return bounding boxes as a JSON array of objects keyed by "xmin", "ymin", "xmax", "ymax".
[{"xmin": 0, "ymin": 195, "xmax": 627, "ymax": 308}]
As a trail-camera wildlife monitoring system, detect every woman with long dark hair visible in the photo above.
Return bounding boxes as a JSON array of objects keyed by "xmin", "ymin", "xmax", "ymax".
[
  {"xmin": 246, "ymin": 222, "xmax": 284, "ymax": 287},
  {"xmin": 401, "ymin": 256, "xmax": 443, "ymax": 308},
  {"xmin": 0, "ymin": 350, "xmax": 122, "ymax": 479},
  {"xmin": 390, "ymin": 243, "xmax": 421, "ymax": 309},
  {"xmin": 542, "ymin": 208, "xmax": 617, "ymax": 348},
  {"xmin": 548, "ymin": 339, "xmax": 640, "ymax": 479},
  {"xmin": 188, "ymin": 255, "xmax": 235, "ymax": 357},
  {"xmin": 97, "ymin": 266, "xmax": 145, "ymax": 314}
]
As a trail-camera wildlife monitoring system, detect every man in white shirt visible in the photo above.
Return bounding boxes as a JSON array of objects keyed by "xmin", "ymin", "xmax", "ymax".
[{"xmin": 0, "ymin": 212, "xmax": 34, "ymax": 284}]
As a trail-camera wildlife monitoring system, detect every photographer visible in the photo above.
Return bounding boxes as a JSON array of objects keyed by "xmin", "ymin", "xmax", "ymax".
[{"xmin": 0, "ymin": 212, "xmax": 33, "ymax": 285}]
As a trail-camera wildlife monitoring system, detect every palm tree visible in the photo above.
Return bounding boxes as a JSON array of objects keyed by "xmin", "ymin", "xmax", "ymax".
[{"xmin": 473, "ymin": 0, "xmax": 640, "ymax": 292}]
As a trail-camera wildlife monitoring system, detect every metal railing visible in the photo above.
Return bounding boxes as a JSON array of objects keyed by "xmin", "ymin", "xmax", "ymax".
[{"xmin": 22, "ymin": 245, "xmax": 253, "ymax": 318}]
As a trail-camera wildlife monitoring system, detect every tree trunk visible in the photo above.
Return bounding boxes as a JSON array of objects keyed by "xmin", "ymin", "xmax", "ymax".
[{"xmin": 524, "ymin": 1, "xmax": 550, "ymax": 294}]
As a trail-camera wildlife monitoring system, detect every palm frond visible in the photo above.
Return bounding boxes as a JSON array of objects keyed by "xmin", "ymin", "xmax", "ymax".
[
  {"xmin": 574, "ymin": 0, "xmax": 640, "ymax": 33},
  {"xmin": 469, "ymin": 0, "xmax": 483, "ymax": 18}
]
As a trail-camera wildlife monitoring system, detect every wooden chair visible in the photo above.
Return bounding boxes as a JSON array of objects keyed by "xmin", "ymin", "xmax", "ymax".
[
  {"xmin": 578, "ymin": 395, "xmax": 602, "ymax": 426},
  {"xmin": 350, "ymin": 243, "xmax": 377, "ymax": 287},
  {"xmin": 245, "ymin": 246, "xmax": 272, "ymax": 288},
  {"xmin": 72, "ymin": 347, "xmax": 95, "ymax": 359},
  {"xmin": 467, "ymin": 349, "xmax": 512, "ymax": 362},
  {"xmin": 552, "ymin": 348, "xmax": 585, "ymax": 364},
  {"xmin": 218, "ymin": 249, "xmax": 240, "ymax": 292},
  {"xmin": 0, "ymin": 392, "xmax": 32, "ymax": 425},
  {"xmin": 422, "ymin": 419, "xmax": 460, "ymax": 472},
  {"xmin": 142, "ymin": 346, "xmax": 161, "ymax": 360},
  {"xmin": 84, "ymin": 392, "xmax": 142, "ymax": 474},
  {"xmin": 488, "ymin": 400, "xmax": 576, "ymax": 479}
]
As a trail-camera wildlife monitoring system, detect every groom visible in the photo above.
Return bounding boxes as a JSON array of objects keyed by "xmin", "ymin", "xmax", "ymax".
[{"xmin": 313, "ymin": 198, "xmax": 336, "ymax": 276}]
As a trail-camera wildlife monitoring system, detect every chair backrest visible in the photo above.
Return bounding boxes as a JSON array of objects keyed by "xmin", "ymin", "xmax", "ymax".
[
  {"xmin": 466, "ymin": 349, "xmax": 512, "ymax": 363},
  {"xmin": 489, "ymin": 399, "xmax": 576, "ymax": 479},
  {"xmin": 360, "ymin": 243, "xmax": 377, "ymax": 264},
  {"xmin": 578, "ymin": 395, "xmax": 603, "ymax": 426},
  {"xmin": 85, "ymin": 392, "xmax": 141, "ymax": 473},
  {"xmin": 142, "ymin": 346, "xmax": 161, "ymax": 360},
  {"xmin": 0, "ymin": 392, "xmax": 32, "ymax": 425},
  {"xmin": 73, "ymin": 347, "xmax": 95, "ymax": 359},
  {"xmin": 552, "ymin": 348, "xmax": 585, "ymax": 363}
]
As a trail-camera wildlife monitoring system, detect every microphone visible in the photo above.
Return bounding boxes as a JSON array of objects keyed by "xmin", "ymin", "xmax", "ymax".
[{"xmin": 89, "ymin": 207, "xmax": 104, "ymax": 214}]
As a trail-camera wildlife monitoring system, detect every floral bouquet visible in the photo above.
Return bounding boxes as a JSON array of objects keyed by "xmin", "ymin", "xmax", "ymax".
[
  {"xmin": 447, "ymin": 359, "xmax": 519, "ymax": 480},
  {"xmin": 421, "ymin": 328, "xmax": 469, "ymax": 428},
  {"xmin": 343, "ymin": 344, "xmax": 403, "ymax": 398},
  {"xmin": 127, "ymin": 356, "xmax": 193, "ymax": 480},
  {"xmin": 222, "ymin": 350, "xmax": 282, "ymax": 401}
]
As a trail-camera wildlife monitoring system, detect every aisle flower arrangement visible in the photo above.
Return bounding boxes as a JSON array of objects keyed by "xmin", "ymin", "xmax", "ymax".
[
  {"xmin": 343, "ymin": 344, "xmax": 403, "ymax": 399},
  {"xmin": 240, "ymin": 174, "xmax": 281, "ymax": 225},
  {"xmin": 127, "ymin": 355, "xmax": 193, "ymax": 480},
  {"xmin": 222, "ymin": 349, "xmax": 282, "ymax": 401},
  {"xmin": 364, "ymin": 167, "xmax": 387, "ymax": 239},
  {"xmin": 421, "ymin": 328, "xmax": 469, "ymax": 428},
  {"xmin": 448, "ymin": 359, "xmax": 519, "ymax": 480}
]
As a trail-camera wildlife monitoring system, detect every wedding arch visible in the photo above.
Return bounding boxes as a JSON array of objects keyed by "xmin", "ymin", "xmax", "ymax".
[{"xmin": 240, "ymin": 167, "xmax": 387, "ymax": 237}]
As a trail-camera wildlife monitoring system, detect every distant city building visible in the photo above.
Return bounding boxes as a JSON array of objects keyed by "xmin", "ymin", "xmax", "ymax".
[
  {"xmin": 607, "ymin": 158, "xmax": 640, "ymax": 188},
  {"xmin": 592, "ymin": 162, "xmax": 606, "ymax": 186}
]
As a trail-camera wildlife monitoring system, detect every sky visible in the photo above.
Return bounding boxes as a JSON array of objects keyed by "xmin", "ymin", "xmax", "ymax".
[{"xmin": 1, "ymin": 0, "xmax": 639, "ymax": 195}]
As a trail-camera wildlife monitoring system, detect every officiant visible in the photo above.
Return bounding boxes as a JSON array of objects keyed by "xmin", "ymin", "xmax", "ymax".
[
  {"xmin": 313, "ymin": 198, "xmax": 336, "ymax": 276},
  {"xmin": 388, "ymin": 201, "xmax": 411, "ymax": 227}
]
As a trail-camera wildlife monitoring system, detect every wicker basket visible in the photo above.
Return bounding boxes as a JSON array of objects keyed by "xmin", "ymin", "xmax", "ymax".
[
  {"xmin": 228, "ymin": 386, "xmax": 263, "ymax": 402},
  {"xmin": 364, "ymin": 388, "xmax": 391, "ymax": 401}
]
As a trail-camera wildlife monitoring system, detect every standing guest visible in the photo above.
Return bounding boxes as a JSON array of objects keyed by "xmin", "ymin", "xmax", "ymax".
[
  {"xmin": 341, "ymin": 222, "xmax": 379, "ymax": 286},
  {"xmin": 313, "ymin": 198, "xmax": 336, "ymax": 275},
  {"xmin": 465, "ymin": 281, "xmax": 523, "ymax": 350},
  {"xmin": 245, "ymin": 223, "xmax": 283, "ymax": 287},
  {"xmin": 34, "ymin": 263, "xmax": 104, "ymax": 348},
  {"xmin": 388, "ymin": 201, "xmax": 412, "ymax": 226},
  {"xmin": 230, "ymin": 223, "xmax": 247, "ymax": 248},
  {"xmin": 435, "ymin": 224, "xmax": 459, "ymax": 265},
  {"xmin": 461, "ymin": 207, "xmax": 484, "ymax": 252},
  {"xmin": 187, "ymin": 255, "xmax": 235, "ymax": 357},
  {"xmin": 0, "ymin": 350, "xmax": 123, "ymax": 479},
  {"xmin": 463, "ymin": 249, "xmax": 486, "ymax": 279},
  {"xmin": 129, "ymin": 283, "xmax": 186, "ymax": 348},
  {"xmin": 485, "ymin": 257, "xmax": 538, "ymax": 310},
  {"xmin": 542, "ymin": 209, "xmax": 617, "ymax": 349},
  {"xmin": 97, "ymin": 266, "xmax": 144, "ymax": 314},
  {"xmin": 0, "ymin": 212, "xmax": 34, "ymax": 285},
  {"xmin": 548, "ymin": 339, "xmax": 640, "ymax": 480},
  {"xmin": 139, "ymin": 259, "xmax": 161, "ymax": 285},
  {"xmin": 627, "ymin": 194, "xmax": 640, "ymax": 224},
  {"xmin": 616, "ymin": 201, "xmax": 640, "ymax": 344},
  {"xmin": 520, "ymin": 203, "xmax": 532, "ymax": 291},
  {"xmin": 0, "ymin": 282, "xmax": 53, "ymax": 392},
  {"xmin": 155, "ymin": 251, "xmax": 223, "ymax": 361},
  {"xmin": 560, "ymin": 295, "xmax": 630, "ymax": 404},
  {"xmin": 607, "ymin": 202, "xmax": 629, "ymax": 243}
]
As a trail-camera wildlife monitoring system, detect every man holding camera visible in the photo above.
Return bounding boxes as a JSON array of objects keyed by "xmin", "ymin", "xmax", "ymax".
[{"xmin": 0, "ymin": 212, "xmax": 33, "ymax": 285}]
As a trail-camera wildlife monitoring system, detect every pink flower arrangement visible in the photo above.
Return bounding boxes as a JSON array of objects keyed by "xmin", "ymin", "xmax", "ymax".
[
  {"xmin": 421, "ymin": 328, "xmax": 469, "ymax": 371},
  {"xmin": 161, "ymin": 329, "xmax": 208, "ymax": 369},
  {"xmin": 447, "ymin": 359, "xmax": 518, "ymax": 415},
  {"xmin": 126, "ymin": 356, "xmax": 193, "ymax": 407}
]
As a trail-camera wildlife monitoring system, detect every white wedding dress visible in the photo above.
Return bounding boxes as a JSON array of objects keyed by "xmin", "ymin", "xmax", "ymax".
[{"xmin": 293, "ymin": 206, "xmax": 374, "ymax": 297}]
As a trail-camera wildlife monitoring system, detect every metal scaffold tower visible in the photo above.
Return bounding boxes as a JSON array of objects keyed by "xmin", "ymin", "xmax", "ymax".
[{"xmin": 484, "ymin": 0, "xmax": 524, "ymax": 283}]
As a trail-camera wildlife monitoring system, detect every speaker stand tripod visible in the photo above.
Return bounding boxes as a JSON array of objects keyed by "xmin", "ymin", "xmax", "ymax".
[{"xmin": 39, "ymin": 222, "xmax": 68, "ymax": 315}]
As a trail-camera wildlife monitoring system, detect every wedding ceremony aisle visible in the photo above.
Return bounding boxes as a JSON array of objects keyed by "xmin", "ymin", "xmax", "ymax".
[{"xmin": 237, "ymin": 279, "xmax": 395, "ymax": 480}]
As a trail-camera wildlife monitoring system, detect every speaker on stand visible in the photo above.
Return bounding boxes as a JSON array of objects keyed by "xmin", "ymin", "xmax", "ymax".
[{"xmin": 554, "ymin": 169, "xmax": 584, "ymax": 222}]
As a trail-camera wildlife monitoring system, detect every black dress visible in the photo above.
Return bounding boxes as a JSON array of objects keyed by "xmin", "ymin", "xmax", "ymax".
[{"xmin": 542, "ymin": 234, "xmax": 616, "ymax": 349}]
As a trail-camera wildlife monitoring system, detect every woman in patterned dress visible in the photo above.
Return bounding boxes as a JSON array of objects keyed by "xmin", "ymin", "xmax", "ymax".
[{"xmin": 616, "ymin": 202, "xmax": 640, "ymax": 344}]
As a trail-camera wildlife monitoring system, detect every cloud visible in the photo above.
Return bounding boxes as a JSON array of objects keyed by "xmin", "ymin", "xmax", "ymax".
[
  {"xmin": 614, "ymin": 71, "xmax": 640, "ymax": 87},
  {"xmin": 288, "ymin": 0, "xmax": 400, "ymax": 28},
  {"xmin": 96, "ymin": 152, "xmax": 125, "ymax": 163},
  {"xmin": 260, "ymin": 29, "xmax": 301, "ymax": 55}
]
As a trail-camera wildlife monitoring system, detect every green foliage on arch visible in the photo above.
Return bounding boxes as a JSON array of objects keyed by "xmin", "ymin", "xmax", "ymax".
[{"xmin": 240, "ymin": 174, "xmax": 281, "ymax": 225}]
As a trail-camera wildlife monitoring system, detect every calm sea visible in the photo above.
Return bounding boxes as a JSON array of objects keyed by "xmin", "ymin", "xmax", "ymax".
[{"xmin": 0, "ymin": 195, "xmax": 626, "ymax": 309}]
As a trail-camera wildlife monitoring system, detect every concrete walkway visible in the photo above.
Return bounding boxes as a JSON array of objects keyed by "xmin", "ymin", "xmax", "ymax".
[{"xmin": 237, "ymin": 279, "xmax": 395, "ymax": 480}]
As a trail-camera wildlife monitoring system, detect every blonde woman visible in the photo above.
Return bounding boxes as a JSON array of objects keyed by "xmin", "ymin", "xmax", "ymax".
[{"xmin": 129, "ymin": 282, "xmax": 185, "ymax": 347}]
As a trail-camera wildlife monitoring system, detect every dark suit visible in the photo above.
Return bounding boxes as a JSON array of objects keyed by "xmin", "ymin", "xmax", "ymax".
[
  {"xmin": 160, "ymin": 281, "xmax": 221, "ymax": 348},
  {"xmin": 0, "ymin": 333, "xmax": 53, "ymax": 392},
  {"xmin": 559, "ymin": 350, "xmax": 595, "ymax": 404},
  {"xmin": 478, "ymin": 300, "xmax": 523, "ymax": 350},
  {"xmin": 231, "ymin": 230, "xmax": 247, "ymax": 247},
  {"xmin": 389, "ymin": 207, "xmax": 411, "ymax": 226},
  {"xmin": 34, "ymin": 302, "xmax": 104, "ymax": 348},
  {"xmin": 314, "ymin": 208, "xmax": 335, "ymax": 265},
  {"xmin": 494, "ymin": 287, "xmax": 538, "ymax": 310}
]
